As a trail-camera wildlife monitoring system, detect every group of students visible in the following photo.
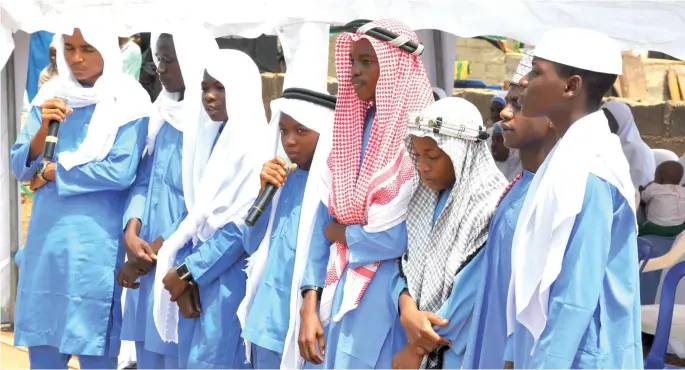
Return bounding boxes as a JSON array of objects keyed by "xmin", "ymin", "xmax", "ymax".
[{"xmin": 10, "ymin": 18, "xmax": 644, "ymax": 370}]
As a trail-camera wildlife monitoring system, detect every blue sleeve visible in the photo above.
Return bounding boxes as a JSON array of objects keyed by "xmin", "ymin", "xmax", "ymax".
[
  {"xmin": 531, "ymin": 176, "xmax": 615, "ymax": 367},
  {"xmin": 435, "ymin": 250, "xmax": 485, "ymax": 356},
  {"xmin": 301, "ymin": 201, "xmax": 333, "ymax": 288},
  {"xmin": 10, "ymin": 107, "xmax": 44, "ymax": 181},
  {"xmin": 390, "ymin": 263, "xmax": 408, "ymax": 314},
  {"xmin": 242, "ymin": 202, "xmax": 273, "ymax": 255},
  {"xmin": 122, "ymin": 150, "xmax": 153, "ymax": 229},
  {"xmin": 184, "ymin": 222, "xmax": 245, "ymax": 287},
  {"xmin": 503, "ymin": 335, "xmax": 514, "ymax": 362},
  {"xmin": 55, "ymin": 117, "xmax": 149, "ymax": 197},
  {"xmin": 345, "ymin": 221, "xmax": 408, "ymax": 268}
]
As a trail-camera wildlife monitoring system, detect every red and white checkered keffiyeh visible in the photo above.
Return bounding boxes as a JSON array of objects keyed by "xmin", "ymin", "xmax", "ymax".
[{"xmin": 320, "ymin": 19, "xmax": 434, "ymax": 324}]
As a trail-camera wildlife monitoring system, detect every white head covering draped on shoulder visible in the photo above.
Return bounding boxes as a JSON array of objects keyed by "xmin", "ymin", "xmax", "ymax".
[
  {"xmin": 236, "ymin": 21, "xmax": 334, "ymax": 369},
  {"xmin": 602, "ymin": 100, "xmax": 655, "ymax": 188},
  {"xmin": 32, "ymin": 25, "xmax": 151, "ymax": 170},
  {"xmin": 153, "ymin": 45, "xmax": 269, "ymax": 343},
  {"xmin": 506, "ymin": 28, "xmax": 636, "ymax": 352},
  {"xmin": 145, "ymin": 26, "xmax": 218, "ymax": 155}
]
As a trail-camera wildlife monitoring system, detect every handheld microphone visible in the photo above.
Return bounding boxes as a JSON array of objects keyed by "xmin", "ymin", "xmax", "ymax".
[
  {"xmin": 245, "ymin": 163, "xmax": 294, "ymax": 227},
  {"xmin": 43, "ymin": 97, "xmax": 69, "ymax": 161}
]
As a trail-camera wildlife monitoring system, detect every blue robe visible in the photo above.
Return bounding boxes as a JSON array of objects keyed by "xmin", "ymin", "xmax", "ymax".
[
  {"xmin": 10, "ymin": 105, "xmax": 147, "ymax": 364},
  {"xmin": 174, "ymin": 128, "xmax": 250, "ymax": 369},
  {"xmin": 120, "ymin": 121, "xmax": 184, "ymax": 368},
  {"xmin": 462, "ymin": 170, "xmax": 533, "ymax": 369},
  {"xmin": 242, "ymin": 169, "xmax": 310, "ymax": 368},
  {"xmin": 303, "ymin": 107, "xmax": 408, "ymax": 369},
  {"xmin": 389, "ymin": 183, "xmax": 487, "ymax": 369},
  {"xmin": 174, "ymin": 223, "xmax": 250, "ymax": 369},
  {"xmin": 505, "ymin": 175, "xmax": 643, "ymax": 368}
]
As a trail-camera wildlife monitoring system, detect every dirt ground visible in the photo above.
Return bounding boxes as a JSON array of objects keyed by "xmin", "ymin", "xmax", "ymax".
[{"xmin": 15, "ymin": 189, "xmax": 685, "ymax": 367}]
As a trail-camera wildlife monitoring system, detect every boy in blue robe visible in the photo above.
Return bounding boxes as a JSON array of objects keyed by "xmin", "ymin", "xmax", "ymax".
[
  {"xmin": 506, "ymin": 28, "xmax": 642, "ymax": 368},
  {"xmin": 463, "ymin": 53, "xmax": 558, "ymax": 369},
  {"xmin": 117, "ymin": 31, "xmax": 213, "ymax": 369},
  {"xmin": 297, "ymin": 19, "xmax": 434, "ymax": 369},
  {"xmin": 155, "ymin": 48, "xmax": 268, "ymax": 369},
  {"xmin": 241, "ymin": 90, "xmax": 335, "ymax": 368},
  {"xmin": 10, "ymin": 27, "xmax": 150, "ymax": 368},
  {"xmin": 390, "ymin": 97, "xmax": 507, "ymax": 369},
  {"xmin": 239, "ymin": 22, "xmax": 337, "ymax": 370}
]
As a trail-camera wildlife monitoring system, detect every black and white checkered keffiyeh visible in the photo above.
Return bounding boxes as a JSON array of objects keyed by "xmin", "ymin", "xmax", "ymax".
[{"xmin": 401, "ymin": 97, "xmax": 508, "ymax": 368}]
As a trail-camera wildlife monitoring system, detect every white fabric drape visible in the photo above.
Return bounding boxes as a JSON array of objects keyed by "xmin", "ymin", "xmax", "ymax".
[
  {"xmin": 506, "ymin": 111, "xmax": 636, "ymax": 350},
  {"xmin": 145, "ymin": 27, "xmax": 217, "ymax": 157},
  {"xmin": 602, "ymin": 100, "xmax": 655, "ymax": 188},
  {"xmin": 31, "ymin": 25, "xmax": 151, "ymax": 171},
  {"xmin": 153, "ymin": 46, "xmax": 269, "ymax": 343},
  {"xmin": 236, "ymin": 21, "xmax": 333, "ymax": 369}
]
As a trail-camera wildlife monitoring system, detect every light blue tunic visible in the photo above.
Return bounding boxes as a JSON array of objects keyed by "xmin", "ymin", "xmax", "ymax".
[
  {"xmin": 120, "ymin": 122, "xmax": 184, "ymax": 364},
  {"xmin": 175, "ymin": 222, "xmax": 250, "ymax": 369},
  {"xmin": 10, "ymin": 105, "xmax": 148, "ymax": 357},
  {"xmin": 505, "ymin": 174, "xmax": 643, "ymax": 368},
  {"xmin": 174, "ymin": 128, "xmax": 250, "ymax": 369},
  {"xmin": 303, "ymin": 106, "xmax": 409, "ymax": 369},
  {"xmin": 388, "ymin": 182, "xmax": 486, "ymax": 369},
  {"xmin": 242, "ymin": 169, "xmax": 309, "ymax": 364},
  {"xmin": 463, "ymin": 170, "xmax": 532, "ymax": 369}
]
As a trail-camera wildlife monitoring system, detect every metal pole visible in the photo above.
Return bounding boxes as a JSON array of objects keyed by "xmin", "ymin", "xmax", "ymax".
[
  {"xmin": 432, "ymin": 30, "xmax": 445, "ymax": 93},
  {"xmin": 5, "ymin": 51, "xmax": 19, "ymax": 326}
]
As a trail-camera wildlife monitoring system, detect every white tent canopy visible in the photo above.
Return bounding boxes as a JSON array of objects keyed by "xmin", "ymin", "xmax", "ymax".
[{"xmin": 3, "ymin": 0, "xmax": 685, "ymax": 69}]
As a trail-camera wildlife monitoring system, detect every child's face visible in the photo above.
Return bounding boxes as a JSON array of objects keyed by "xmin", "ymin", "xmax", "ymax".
[
  {"xmin": 490, "ymin": 101, "xmax": 504, "ymax": 124},
  {"xmin": 280, "ymin": 113, "xmax": 320, "ymax": 170},
  {"xmin": 519, "ymin": 58, "xmax": 567, "ymax": 118},
  {"xmin": 63, "ymin": 28, "xmax": 104, "ymax": 87},
  {"xmin": 349, "ymin": 39, "xmax": 380, "ymax": 102},
  {"xmin": 499, "ymin": 85, "xmax": 555, "ymax": 150},
  {"xmin": 490, "ymin": 133, "xmax": 510, "ymax": 162},
  {"xmin": 411, "ymin": 136, "xmax": 455, "ymax": 191},
  {"xmin": 156, "ymin": 35, "xmax": 185, "ymax": 93},
  {"xmin": 201, "ymin": 71, "xmax": 228, "ymax": 122}
]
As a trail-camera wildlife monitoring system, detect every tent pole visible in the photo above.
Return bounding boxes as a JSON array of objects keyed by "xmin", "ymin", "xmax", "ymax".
[
  {"xmin": 432, "ymin": 30, "xmax": 445, "ymax": 93},
  {"xmin": 4, "ymin": 52, "xmax": 19, "ymax": 326}
]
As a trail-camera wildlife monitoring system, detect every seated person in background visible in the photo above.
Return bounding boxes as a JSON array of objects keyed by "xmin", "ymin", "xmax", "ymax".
[
  {"xmin": 489, "ymin": 92, "xmax": 506, "ymax": 127},
  {"xmin": 486, "ymin": 92, "xmax": 507, "ymax": 147},
  {"xmin": 38, "ymin": 39, "xmax": 58, "ymax": 90},
  {"xmin": 491, "ymin": 122, "xmax": 522, "ymax": 182},
  {"xmin": 640, "ymin": 160, "xmax": 685, "ymax": 237},
  {"xmin": 120, "ymin": 35, "xmax": 142, "ymax": 80}
]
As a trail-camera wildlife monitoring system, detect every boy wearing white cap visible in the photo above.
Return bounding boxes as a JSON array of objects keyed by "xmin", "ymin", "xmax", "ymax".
[{"xmin": 505, "ymin": 28, "xmax": 642, "ymax": 368}]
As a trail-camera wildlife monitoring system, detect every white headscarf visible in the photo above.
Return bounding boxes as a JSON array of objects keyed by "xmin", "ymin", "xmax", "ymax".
[
  {"xmin": 236, "ymin": 22, "xmax": 334, "ymax": 369},
  {"xmin": 506, "ymin": 110, "xmax": 636, "ymax": 352},
  {"xmin": 32, "ymin": 26, "xmax": 150, "ymax": 170},
  {"xmin": 145, "ymin": 27, "xmax": 217, "ymax": 155},
  {"xmin": 153, "ymin": 47, "xmax": 269, "ymax": 343},
  {"xmin": 602, "ymin": 100, "xmax": 655, "ymax": 188}
]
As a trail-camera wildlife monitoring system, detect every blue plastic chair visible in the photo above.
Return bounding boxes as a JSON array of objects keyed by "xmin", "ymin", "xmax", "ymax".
[
  {"xmin": 639, "ymin": 237, "xmax": 654, "ymax": 274},
  {"xmin": 644, "ymin": 261, "xmax": 685, "ymax": 369}
]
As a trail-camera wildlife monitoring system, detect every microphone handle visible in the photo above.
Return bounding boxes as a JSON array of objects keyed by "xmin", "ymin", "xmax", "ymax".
[
  {"xmin": 43, "ymin": 119, "xmax": 61, "ymax": 161},
  {"xmin": 245, "ymin": 184, "xmax": 278, "ymax": 227}
]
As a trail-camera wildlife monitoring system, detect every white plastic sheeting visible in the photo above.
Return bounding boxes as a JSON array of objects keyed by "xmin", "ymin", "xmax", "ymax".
[{"xmin": 4, "ymin": 0, "xmax": 685, "ymax": 70}]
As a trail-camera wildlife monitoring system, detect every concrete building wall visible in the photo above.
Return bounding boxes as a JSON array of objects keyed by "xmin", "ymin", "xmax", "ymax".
[{"xmin": 260, "ymin": 70, "xmax": 685, "ymax": 157}]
